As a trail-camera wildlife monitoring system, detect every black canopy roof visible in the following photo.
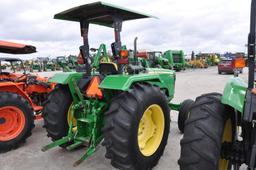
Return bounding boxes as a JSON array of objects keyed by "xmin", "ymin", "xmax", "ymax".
[{"xmin": 54, "ymin": 1, "xmax": 156, "ymax": 27}]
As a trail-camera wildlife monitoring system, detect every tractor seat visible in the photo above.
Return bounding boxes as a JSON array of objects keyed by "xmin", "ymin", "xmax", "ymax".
[{"xmin": 99, "ymin": 62, "xmax": 118, "ymax": 75}]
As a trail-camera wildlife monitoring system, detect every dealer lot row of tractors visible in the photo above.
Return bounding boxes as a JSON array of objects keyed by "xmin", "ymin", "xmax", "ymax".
[
  {"xmin": 4, "ymin": 44, "xmax": 229, "ymax": 73},
  {"xmin": 0, "ymin": 1, "xmax": 255, "ymax": 170},
  {"xmin": 6, "ymin": 49, "xmax": 188, "ymax": 72}
]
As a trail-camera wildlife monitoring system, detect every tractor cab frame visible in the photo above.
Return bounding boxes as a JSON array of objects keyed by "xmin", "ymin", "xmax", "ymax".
[{"xmin": 0, "ymin": 58, "xmax": 25, "ymax": 74}]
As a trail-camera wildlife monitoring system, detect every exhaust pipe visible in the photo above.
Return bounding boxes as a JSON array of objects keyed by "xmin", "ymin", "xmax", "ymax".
[{"xmin": 134, "ymin": 37, "xmax": 138, "ymax": 65}]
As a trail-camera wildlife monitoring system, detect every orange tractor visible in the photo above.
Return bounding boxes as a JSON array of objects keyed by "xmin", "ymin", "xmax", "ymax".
[{"xmin": 0, "ymin": 40, "xmax": 55, "ymax": 152}]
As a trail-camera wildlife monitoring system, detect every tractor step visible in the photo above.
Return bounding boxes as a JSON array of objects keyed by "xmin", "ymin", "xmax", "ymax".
[
  {"xmin": 77, "ymin": 115, "xmax": 96, "ymax": 123},
  {"xmin": 77, "ymin": 118, "xmax": 91, "ymax": 123},
  {"xmin": 75, "ymin": 137, "xmax": 90, "ymax": 143}
]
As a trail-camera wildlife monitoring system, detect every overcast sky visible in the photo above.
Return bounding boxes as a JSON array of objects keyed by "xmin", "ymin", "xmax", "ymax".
[{"xmin": 0, "ymin": 0, "xmax": 251, "ymax": 58}]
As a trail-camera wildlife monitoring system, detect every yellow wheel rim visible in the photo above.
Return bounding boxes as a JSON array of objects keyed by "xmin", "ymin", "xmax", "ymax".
[
  {"xmin": 138, "ymin": 104, "xmax": 165, "ymax": 157},
  {"xmin": 219, "ymin": 119, "xmax": 232, "ymax": 170},
  {"xmin": 67, "ymin": 104, "xmax": 77, "ymax": 132}
]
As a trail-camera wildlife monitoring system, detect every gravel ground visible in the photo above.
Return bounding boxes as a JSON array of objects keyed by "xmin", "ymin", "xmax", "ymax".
[{"xmin": 0, "ymin": 66, "xmax": 248, "ymax": 170}]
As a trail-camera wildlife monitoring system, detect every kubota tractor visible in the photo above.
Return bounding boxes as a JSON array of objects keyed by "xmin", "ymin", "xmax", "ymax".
[
  {"xmin": 0, "ymin": 40, "xmax": 55, "ymax": 152},
  {"xmin": 42, "ymin": 2, "xmax": 179, "ymax": 169},
  {"xmin": 179, "ymin": 0, "xmax": 256, "ymax": 169}
]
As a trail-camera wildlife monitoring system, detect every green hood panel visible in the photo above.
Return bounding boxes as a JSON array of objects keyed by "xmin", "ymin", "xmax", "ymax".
[
  {"xmin": 100, "ymin": 70, "xmax": 175, "ymax": 98},
  {"xmin": 100, "ymin": 74, "xmax": 159, "ymax": 91},
  {"xmin": 221, "ymin": 77, "xmax": 247, "ymax": 113},
  {"xmin": 49, "ymin": 72, "xmax": 83, "ymax": 84}
]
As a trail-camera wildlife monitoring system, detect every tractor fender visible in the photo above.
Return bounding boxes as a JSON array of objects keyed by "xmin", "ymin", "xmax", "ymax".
[
  {"xmin": 48, "ymin": 72, "xmax": 83, "ymax": 84},
  {"xmin": 221, "ymin": 77, "xmax": 247, "ymax": 113},
  {"xmin": 99, "ymin": 72, "xmax": 175, "ymax": 98},
  {"xmin": 0, "ymin": 82, "xmax": 34, "ymax": 106}
]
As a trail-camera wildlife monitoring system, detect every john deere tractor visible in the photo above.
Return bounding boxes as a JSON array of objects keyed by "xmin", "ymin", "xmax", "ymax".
[
  {"xmin": 147, "ymin": 51, "xmax": 173, "ymax": 69},
  {"xmin": 67, "ymin": 55, "xmax": 78, "ymax": 69},
  {"xmin": 56, "ymin": 56, "xmax": 72, "ymax": 72},
  {"xmin": 179, "ymin": 0, "xmax": 256, "ymax": 169},
  {"xmin": 163, "ymin": 50, "xmax": 186, "ymax": 71},
  {"xmin": 42, "ymin": 2, "xmax": 178, "ymax": 169}
]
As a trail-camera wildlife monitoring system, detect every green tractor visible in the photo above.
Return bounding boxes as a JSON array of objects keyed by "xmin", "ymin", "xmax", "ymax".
[
  {"xmin": 30, "ymin": 59, "xmax": 42, "ymax": 72},
  {"xmin": 67, "ymin": 55, "xmax": 78, "ymax": 69},
  {"xmin": 147, "ymin": 51, "xmax": 173, "ymax": 69},
  {"xmin": 42, "ymin": 57, "xmax": 57, "ymax": 71},
  {"xmin": 42, "ymin": 2, "xmax": 178, "ymax": 169},
  {"xmin": 179, "ymin": 0, "xmax": 256, "ymax": 169},
  {"xmin": 56, "ymin": 56, "xmax": 70, "ymax": 72},
  {"xmin": 163, "ymin": 50, "xmax": 186, "ymax": 71},
  {"xmin": 51, "ymin": 58, "xmax": 61, "ymax": 70},
  {"xmin": 129, "ymin": 51, "xmax": 173, "ymax": 69}
]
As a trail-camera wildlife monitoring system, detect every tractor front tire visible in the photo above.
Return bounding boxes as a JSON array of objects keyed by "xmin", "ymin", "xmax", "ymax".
[
  {"xmin": 103, "ymin": 83, "xmax": 170, "ymax": 170},
  {"xmin": 178, "ymin": 93, "xmax": 229, "ymax": 170},
  {"xmin": 0, "ymin": 92, "xmax": 34, "ymax": 152},
  {"xmin": 178, "ymin": 99, "xmax": 194, "ymax": 133},
  {"xmin": 43, "ymin": 85, "xmax": 72, "ymax": 145}
]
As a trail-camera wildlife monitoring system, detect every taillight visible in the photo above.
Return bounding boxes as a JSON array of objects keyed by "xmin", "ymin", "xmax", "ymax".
[{"xmin": 119, "ymin": 50, "xmax": 129, "ymax": 58}]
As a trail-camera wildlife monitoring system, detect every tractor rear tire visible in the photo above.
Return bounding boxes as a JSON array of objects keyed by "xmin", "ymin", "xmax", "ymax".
[
  {"xmin": 43, "ymin": 85, "xmax": 72, "ymax": 146},
  {"xmin": 0, "ymin": 92, "xmax": 34, "ymax": 152},
  {"xmin": 178, "ymin": 99, "xmax": 194, "ymax": 133},
  {"xmin": 103, "ymin": 83, "xmax": 170, "ymax": 170},
  {"xmin": 178, "ymin": 93, "xmax": 228, "ymax": 170}
]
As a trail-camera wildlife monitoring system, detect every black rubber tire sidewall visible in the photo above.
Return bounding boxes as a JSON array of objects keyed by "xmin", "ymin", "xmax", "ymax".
[
  {"xmin": 133, "ymin": 86, "xmax": 170, "ymax": 168},
  {"xmin": 178, "ymin": 99, "xmax": 194, "ymax": 133},
  {"xmin": 103, "ymin": 83, "xmax": 170, "ymax": 170},
  {"xmin": 178, "ymin": 93, "xmax": 227, "ymax": 170},
  {"xmin": 42, "ymin": 85, "xmax": 72, "ymax": 143}
]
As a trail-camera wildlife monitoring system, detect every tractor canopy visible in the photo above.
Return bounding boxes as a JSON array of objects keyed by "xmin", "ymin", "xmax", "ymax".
[
  {"xmin": 0, "ymin": 40, "xmax": 36, "ymax": 54},
  {"xmin": 0, "ymin": 57, "xmax": 22, "ymax": 63},
  {"xmin": 54, "ymin": 1, "xmax": 157, "ymax": 75},
  {"xmin": 0, "ymin": 57, "xmax": 25, "ymax": 73},
  {"xmin": 54, "ymin": 1, "xmax": 156, "ymax": 27}
]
